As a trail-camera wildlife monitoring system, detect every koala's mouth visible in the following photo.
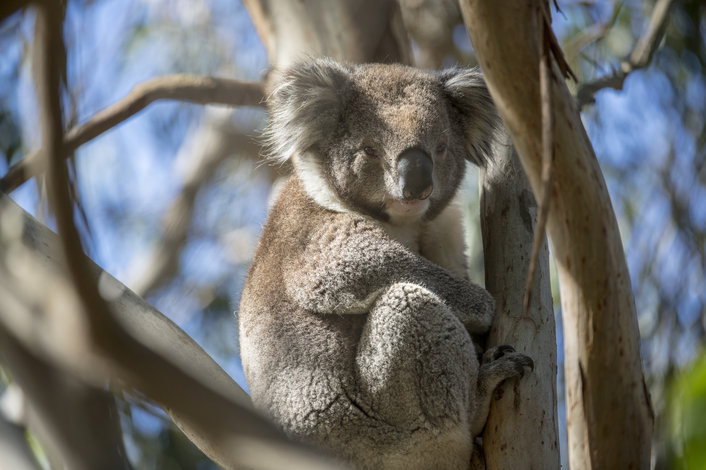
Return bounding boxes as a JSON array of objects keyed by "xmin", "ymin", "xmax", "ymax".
[{"xmin": 385, "ymin": 198, "xmax": 430, "ymax": 220}]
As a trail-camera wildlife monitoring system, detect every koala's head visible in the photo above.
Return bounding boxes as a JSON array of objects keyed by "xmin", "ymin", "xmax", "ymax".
[{"xmin": 266, "ymin": 58, "xmax": 498, "ymax": 225}]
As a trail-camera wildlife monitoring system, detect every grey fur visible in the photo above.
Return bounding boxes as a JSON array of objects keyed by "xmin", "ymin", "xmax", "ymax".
[{"xmin": 239, "ymin": 59, "xmax": 532, "ymax": 469}]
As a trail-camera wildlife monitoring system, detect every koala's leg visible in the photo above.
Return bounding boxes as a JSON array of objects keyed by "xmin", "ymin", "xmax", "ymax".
[
  {"xmin": 355, "ymin": 282, "xmax": 477, "ymax": 429},
  {"xmin": 469, "ymin": 345, "xmax": 534, "ymax": 436}
]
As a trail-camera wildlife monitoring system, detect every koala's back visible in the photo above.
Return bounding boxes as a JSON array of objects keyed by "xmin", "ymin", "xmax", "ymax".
[{"xmin": 238, "ymin": 178, "xmax": 476, "ymax": 468}]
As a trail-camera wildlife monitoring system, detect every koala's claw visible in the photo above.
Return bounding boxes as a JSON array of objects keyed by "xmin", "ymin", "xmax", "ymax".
[
  {"xmin": 482, "ymin": 344, "xmax": 515, "ymax": 364},
  {"xmin": 520, "ymin": 354, "xmax": 535, "ymax": 371},
  {"xmin": 511, "ymin": 354, "xmax": 535, "ymax": 377},
  {"xmin": 480, "ymin": 346, "xmax": 534, "ymax": 382},
  {"xmin": 493, "ymin": 344, "xmax": 515, "ymax": 360}
]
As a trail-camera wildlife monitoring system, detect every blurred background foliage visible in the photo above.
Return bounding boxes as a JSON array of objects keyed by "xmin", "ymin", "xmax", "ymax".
[
  {"xmin": 0, "ymin": 0, "xmax": 704, "ymax": 468},
  {"xmin": 667, "ymin": 354, "xmax": 706, "ymax": 469}
]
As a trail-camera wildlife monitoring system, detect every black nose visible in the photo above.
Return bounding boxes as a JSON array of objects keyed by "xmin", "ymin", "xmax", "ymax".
[{"xmin": 397, "ymin": 148, "xmax": 433, "ymax": 200}]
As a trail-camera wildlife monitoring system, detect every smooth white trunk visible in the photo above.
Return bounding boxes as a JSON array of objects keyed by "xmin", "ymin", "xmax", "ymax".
[{"xmin": 480, "ymin": 141, "xmax": 560, "ymax": 470}]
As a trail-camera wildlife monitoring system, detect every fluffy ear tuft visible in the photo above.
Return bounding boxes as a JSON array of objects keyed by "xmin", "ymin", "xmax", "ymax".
[
  {"xmin": 440, "ymin": 68, "xmax": 500, "ymax": 166},
  {"xmin": 265, "ymin": 58, "xmax": 351, "ymax": 164}
]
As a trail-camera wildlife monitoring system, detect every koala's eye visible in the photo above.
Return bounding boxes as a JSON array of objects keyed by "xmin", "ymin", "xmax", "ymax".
[
  {"xmin": 363, "ymin": 146, "xmax": 379, "ymax": 158},
  {"xmin": 435, "ymin": 142, "xmax": 447, "ymax": 154}
]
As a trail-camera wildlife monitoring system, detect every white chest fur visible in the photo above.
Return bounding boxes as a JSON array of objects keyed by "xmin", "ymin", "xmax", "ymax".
[{"xmin": 381, "ymin": 198, "xmax": 469, "ymax": 279}]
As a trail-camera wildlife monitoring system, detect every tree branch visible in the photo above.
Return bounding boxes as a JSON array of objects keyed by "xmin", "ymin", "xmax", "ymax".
[
  {"xmin": 18, "ymin": 6, "xmax": 129, "ymax": 469},
  {"xmin": 576, "ymin": 0, "xmax": 676, "ymax": 108},
  {"xmin": 0, "ymin": 328, "xmax": 131, "ymax": 470},
  {"xmin": 459, "ymin": 0, "xmax": 653, "ymax": 468},
  {"xmin": 242, "ymin": 0, "xmax": 412, "ymax": 70},
  {"xmin": 22, "ymin": 5, "xmax": 337, "ymax": 468},
  {"xmin": 132, "ymin": 124, "xmax": 260, "ymax": 298},
  {"xmin": 0, "ymin": 191, "xmax": 340, "ymax": 469},
  {"xmin": 524, "ymin": 3, "xmax": 556, "ymax": 314},
  {"xmin": 0, "ymin": 75, "xmax": 265, "ymax": 193},
  {"xmin": 562, "ymin": 3, "xmax": 623, "ymax": 63},
  {"xmin": 0, "ymin": 397, "xmax": 43, "ymax": 470}
]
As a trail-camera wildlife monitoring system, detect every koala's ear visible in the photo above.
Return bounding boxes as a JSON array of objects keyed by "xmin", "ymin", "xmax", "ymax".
[
  {"xmin": 440, "ymin": 68, "xmax": 500, "ymax": 166},
  {"xmin": 265, "ymin": 59, "xmax": 351, "ymax": 164}
]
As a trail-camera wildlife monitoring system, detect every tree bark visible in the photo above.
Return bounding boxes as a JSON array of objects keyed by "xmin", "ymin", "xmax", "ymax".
[
  {"xmin": 459, "ymin": 1, "xmax": 653, "ymax": 468},
  {"xmin": 0, "ymin": 411, "xmax": 43, "ymax": 470},
  {"xmin": 480, "ymin": 140, "xmax": 560, "ymax": 470},
  {"xmin": 0, "ymin": 330, "xmax": 131, "ymax": 470},
  {"xmin": 243, "ymin": 0, "xmax": 411, "ymax": 71},
  {"xmin": 0, "ymin": 193, "xmax": 338, "ymax": 470}
]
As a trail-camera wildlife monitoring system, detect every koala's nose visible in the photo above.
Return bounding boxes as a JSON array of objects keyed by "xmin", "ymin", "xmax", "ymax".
[{"xmin": 397, "ymin": 148, "xmax": 433, "ymax": 201}]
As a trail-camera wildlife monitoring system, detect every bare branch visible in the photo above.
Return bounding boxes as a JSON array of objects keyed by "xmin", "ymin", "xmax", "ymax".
[
  {"xmin": 0, "ymin": 75, "xmax": 265, "ymax": 193},
  {"xmin": 32, "ymin": 5, "xmax": 131, "ymax": 467},
  {"xmin": 0, "ymin": 398, "xmax": 43, "ymax": 470},
  {"xmin": 0, "ymin": 191, "xmax": 340, "ymax": 469},
  {"xmin": 459, "ymin": 0, "xmax": 653, "ymax": 467},
  {"xmin": 0, "ymin": 329, "xmax": 131, "ymax": 470},
  {"xmin": 524, "ymin": 3, "xmax": 556, "ymax": 314},
  {"xmin": 36, "ymin": 0, "xmax": 113, "ymax": 364},
  {"xmin": 132, "ymin": 123, "xmax": 260, "ymax": 297},
  {"xmin": 562, "ymin": 2, "xmax": 623, "ymax": 62},
  {"xmin": 25, "ymin": 5, "xmax": 338, "ymax": 468},
  {"xmin": 576, "ymin": 0, "xmax": 676, "ymax": 108}
]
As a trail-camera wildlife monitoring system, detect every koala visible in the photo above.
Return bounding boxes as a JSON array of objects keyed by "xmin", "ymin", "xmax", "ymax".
[{"xmin": 238, "ymin": 59, "xmax": 533, "ymax": 469}]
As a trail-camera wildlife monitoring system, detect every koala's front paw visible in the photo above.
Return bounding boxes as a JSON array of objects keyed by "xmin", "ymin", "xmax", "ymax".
[
  {"xmin": 471, "ymin": 345, "xmax": 534, "ymax": 436},
  {"xmin": 479, "ymin": 345, "xmax": 534, "ymax": 387}
]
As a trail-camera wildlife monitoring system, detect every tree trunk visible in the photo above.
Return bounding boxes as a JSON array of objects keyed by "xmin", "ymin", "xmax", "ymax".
[
  {"xmin": 243, "ymin": 0, "xmax": 411, "ymax": 70},
  {"xmin": 480, "ymin": 140, "xmax": 560, "ymax": 470},
  {"xmin": 459, "ymin": 1, "xmax": 653, "ymax": 468}
]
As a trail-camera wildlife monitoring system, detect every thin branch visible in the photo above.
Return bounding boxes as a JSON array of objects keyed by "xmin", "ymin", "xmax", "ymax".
[
  {"xmin": 576, "ymin": 0, "xmax": 676, "ymax": 108},
  {"xmin": 562, "ymin": 2, "xmax": 624, "ymax": 62},
  {"xmin": 30, "ymin": 4, "xmax": 337, "ymax": 469},
  {"xmin": 524, "ymin": 3, "xmax": 556, "ymax": 314},
  {"xmin": 37, "ymin": 0, "xmax": 109, "ymax": 351},
  {"xmin": 14, "ymin": 7, "xmax": 130, "ymax": 469},
  {"xmin": 132, "ymin": 127, "xmax": 260, "ymax": 297},
  {"xmin": 0, "ymin": 75, "xmax": 265, "ymax": 193}
]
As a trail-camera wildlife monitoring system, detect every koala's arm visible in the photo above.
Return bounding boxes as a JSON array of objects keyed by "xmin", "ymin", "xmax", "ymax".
[{"xmin": 284, "ymin": 218, "xmax": 494, "ymax": 334}]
